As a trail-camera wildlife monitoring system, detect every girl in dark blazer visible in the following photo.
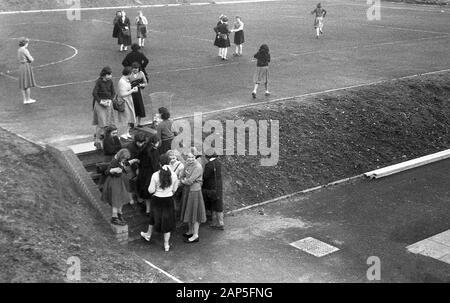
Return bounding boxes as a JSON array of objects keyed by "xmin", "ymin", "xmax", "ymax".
[
  {"xmin": 118, "ymin": 10, "xmax": 132, "ymax": 51},
  {"xmin": 214, "ymin": 16, "xmax": 231, "ymax": 60}
]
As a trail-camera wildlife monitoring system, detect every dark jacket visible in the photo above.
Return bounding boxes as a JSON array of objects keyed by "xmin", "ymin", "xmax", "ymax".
[
  {"xmin": 122, "ymin": 50, "xmax": 149, "ymax": 70},
  {"xmin": 202, "ymin": 158, "xmax": 223, "ymax": 201},
  {"xmin": 254, "ymin": 50, "xmax": 270, "ymax": 67},
  {"xmin": 92, "ymin": 78, "xmax": 115, "ymax": 108},
  {"xmin": 103, "ymin": 135, "xmax": 122, "ymax": 156}
]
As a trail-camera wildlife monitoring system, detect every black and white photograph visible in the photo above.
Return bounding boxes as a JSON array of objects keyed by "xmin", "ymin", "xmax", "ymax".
[{"xmin": 0, "ymin": 0, "xmax": 449, "ymax": 289}]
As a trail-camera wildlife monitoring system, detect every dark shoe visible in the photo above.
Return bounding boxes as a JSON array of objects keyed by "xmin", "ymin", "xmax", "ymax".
[
  {"xmin": 251, "ymin": 92, "xmax": 256, "ymax": 99},
  {"xmin": 211, "ymin": 225, "xmax": 225, "ymax": 230},
  {"xmin": 137, "ymin": 125, "xmax": 144, "ymax": 128},
  {"xmin": 111, "ymin": 217, "xmax": 125, "ymax": 226},
  {"xmin": 117, "ymin": 213, "xmax": 126, "ymax": 224},
  {"xmin": 184, "ymin": 237, "xmax": 199, "ymax": 243},
  {"xmin": 183, "ymin": 233, "xmax": 193, "ymax": 238}
]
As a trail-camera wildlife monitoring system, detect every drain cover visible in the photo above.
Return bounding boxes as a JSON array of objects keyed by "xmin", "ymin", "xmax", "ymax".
[{"xmin": 290, "ymin": 237, "xmax": 340, "ymax": 257}]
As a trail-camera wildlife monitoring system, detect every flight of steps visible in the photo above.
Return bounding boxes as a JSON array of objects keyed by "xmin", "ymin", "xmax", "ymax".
[{"xmin": 74, "ymin": 126, "xmax": 157, "ymax": 240}]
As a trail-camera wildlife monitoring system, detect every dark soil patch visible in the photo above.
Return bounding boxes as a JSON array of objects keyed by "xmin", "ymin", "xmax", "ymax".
[
  {"xmin": 201, "ymin": 73, "xmax": 450, "ymax": 211},
  {"xmin": 0, "ymin": 129, "xmax": 166, "ymax": 282}
]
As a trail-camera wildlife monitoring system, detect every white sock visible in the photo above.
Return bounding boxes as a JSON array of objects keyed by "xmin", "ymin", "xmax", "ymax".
[
  {"xmin": 316, "ymin": 28, "xmax": 320, "ymax": 36},
  {"xmin": 223, "ymin": 48, "xmax": 227, "ymax": 58}
]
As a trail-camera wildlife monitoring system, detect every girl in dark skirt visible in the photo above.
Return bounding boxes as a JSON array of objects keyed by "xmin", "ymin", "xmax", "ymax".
[
  {"xmin": 213, "ymin": 14, "xmax": 224, "ymax": 56},
  {"xmin": 136, "ymin": 134, "xmax": 161, "ymax": 215},
  {"xmin": 231, "ymin": 16, "xmax": 244, "ymax": 56},
  {"xmin": 130, "ymin": 62, "xmax": 147, "ymax": 127},
  {"xmin": 118, "ymin": 10, "xmax": 132, "ymax": 51},
  {"xmin": 214, "ymin": 16, "xmax": 231, "ymax": 60},
  {"xmin": 135, "ymin": 11, "xmax": 149, "ymax": 48},
  {"xmin": 112, "ymin": 11, "xmax": 122, "ymax": 39},
  {"xmin": 140, "ymin": 154, "xmax": 179, "ymax": 252}
]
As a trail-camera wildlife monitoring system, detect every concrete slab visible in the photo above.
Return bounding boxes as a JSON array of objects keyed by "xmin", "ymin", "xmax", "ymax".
[
  {"xmin": 429, "ymin": 230, "xmax": 450, "ymax": 247},
  {"xmin": 407, "ymin": 239, "xmax": 450, "ymax": 260},
  {"xmin": 290, "ymin": 237, "xmax": 340, "ymax": 257}
]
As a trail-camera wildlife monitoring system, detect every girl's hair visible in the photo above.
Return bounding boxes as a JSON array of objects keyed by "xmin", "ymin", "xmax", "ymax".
[
  {"xmin": 100, "ymin": 66, "xmax": 112, "ymax": 77},
  {"xmin": 148, "ymin": 134, "xmax": 159, "ymax": 146},
  {"xmin": 158, "ymin": 107, "xmax": 169, "ymax": 114},
  {"xmin": 259, "ymin": 44, "xmax": 269, "ymax": 53},
  {"xmin": 104, "ymin": 125, "xmax": 118, "ymax": 136},
  {"xmin": 131, "ymin": 43, "xmax": 140, "ymax": 51},
  {"xmin": 161, "ymin": 111, "xmax": 170, "ymax": 120},
  {"xmin": 167, "ymin": 149, "xmax": 182, "ymax": 161},
  {"xmin": 134, "ymin": 132, "xmax": 147, "ymax": 143},
  {"xmin": 122, "ymin": 66, "xmax": 133, "ymax": 76},
  {"xmin": 317, "ymin": 3, "xmax": 321, "ymax": 8},
  {"xmin": 159, "ymin": 154, "xmax": 172, "ymax": 189},
  {"xmin": 18, "ymin": 37, "xmax": 29, "ymax": 47},
  {"xmin": 115, "ymin": 148, "xmax": 130, "ymax": 161}
]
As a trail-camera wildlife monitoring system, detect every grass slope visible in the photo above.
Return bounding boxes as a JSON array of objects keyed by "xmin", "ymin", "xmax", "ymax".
[
  {"xmin": 216, "ymin": 73, "xmax": 450, "ymax": 211},
  {"xmin": 0, "ymin": 129, "xmax": 166, "ymax": 282}
]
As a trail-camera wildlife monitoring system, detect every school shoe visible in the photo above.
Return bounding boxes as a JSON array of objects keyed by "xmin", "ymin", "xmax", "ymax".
[
  {"xmin": 24, "ymin": 99, "xmax": 36, "ymax": 104},
  {"xmin": 111, "ymin": 217, "xmax": 126, "ymax": 226},
  {"xmin": 183, "ymin": 233, "xmax": 193, "ymax": 238},
  {"xmin": 265, "ymin": 91, "xmax": 271, "ymax": 96},
  {"xmin": 140, "ymin": 232, "xmax": 151, "ymax": 242},
  {"xmin": 184, "ymin": 236, "xmax": 199, "ymax": 243},
  {"xmin": 251, "ymin": 92, "xmax": 256, "ymax": 99},
  {"xmin": 117, "ymin": 213, "xmax": 127, "ymax": 224}
]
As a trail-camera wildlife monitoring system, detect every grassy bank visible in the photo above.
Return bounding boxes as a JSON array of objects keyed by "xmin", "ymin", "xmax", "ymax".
[
  {"xmin": 0, "ymin": 128, "xmax": 167, "ymax": 282},
  {"xmin": 212, "ymin": 72, "xmax": 450, "ymax": 211}
]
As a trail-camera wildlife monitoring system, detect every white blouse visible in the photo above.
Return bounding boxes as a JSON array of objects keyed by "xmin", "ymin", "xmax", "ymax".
[{"xmin": 148, "ymin": 170, "xmax": 179, "ymax": 198}]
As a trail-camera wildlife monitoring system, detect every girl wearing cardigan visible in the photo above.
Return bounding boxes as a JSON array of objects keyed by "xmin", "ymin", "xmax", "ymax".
[{"xmin": 180, "ymin": 148, "xmax": 206, "ymax": 243}]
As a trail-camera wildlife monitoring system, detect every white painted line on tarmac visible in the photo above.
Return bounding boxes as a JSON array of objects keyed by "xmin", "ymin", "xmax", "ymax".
[
  {"xmin": 142, "ymin": 258, "xmax": 184, "ymax": 283},
  {"xmin": 178, "ymin": 67, "xmax": 450, "ymax": 120},
  {"xmin": 0, "ymin": 0, "xmax": 279, "ymax": 15},
  {"xmin": 226, "ymin": 175, "xmax": 363, "ymax": 215},
  {"xmin": 364, "ymin": 24, "xmax": 450, "ymax": 35},
  {"xmin": 0, "ymin": 72, "xmax": 19, "ymax": 80}
]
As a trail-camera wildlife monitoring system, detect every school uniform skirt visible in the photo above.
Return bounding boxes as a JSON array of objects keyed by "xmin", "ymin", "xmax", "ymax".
[
  {"xmin": 92, "ymin": 102, "xmax": 115, "ymax": 127},
  {"xmin": 137, "ymin": 24, "xmax": 147, "ymax": 38},
  {"xmin": 149, "ymin": 195, "xmax": 176, "ymax": 233},
  {"xmin": 253, "ymin": 66, "xmax": 269, "ymax": 84},
  {"xmin": 180, "ymin": 186, "xmax": 207, "ymax": 224},
  {"xmin": 118, "ymin": 28, "xmax": 132, "ymax": 45},
  {"xmin": 216, "ymin": 36, "xmax": 231, "ymax": 48},
  {"xmin": 101, "ymin": 175, "xmax": 131, "ymax": 208},
  {"xmin": 19, "ymin": 63, "xmax": 36, "ymax": 90},
  {"xmin": 131, "ymin": 89, "xmax": 146, "ymax": 118},
  {"xmin": 234, "ymin": 30, "xmax": 244, "ymax": 45}
]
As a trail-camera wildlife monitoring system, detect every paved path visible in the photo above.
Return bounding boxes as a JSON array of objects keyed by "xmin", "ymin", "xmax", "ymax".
[{"xmin": 130, "ymin": 159, "xmax": 450, "ymax": 282}]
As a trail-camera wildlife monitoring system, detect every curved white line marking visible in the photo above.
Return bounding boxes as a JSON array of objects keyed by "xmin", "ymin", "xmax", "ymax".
[{"xmin": 8, "ymin": 37, "xmax": 78, "ymax": 70}]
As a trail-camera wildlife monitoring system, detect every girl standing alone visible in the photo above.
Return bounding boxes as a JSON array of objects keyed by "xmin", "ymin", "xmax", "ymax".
[
  {"xmin": 17, "ymin": 37, "xmax": 37, "ymax": 104},
  {"xmin": 251, "ymin": 44, "xmax": 271, "ymax": 98}
]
